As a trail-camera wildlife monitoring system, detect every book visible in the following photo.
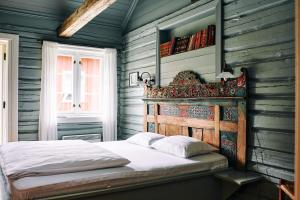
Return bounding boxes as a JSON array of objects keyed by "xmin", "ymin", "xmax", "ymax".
[
  {"xmin": 194, "ymin": 31, "xmax": 201, "ymax": 49},
  {"xmin": 209, "ymin": 25, "xmax": 216, "ymax": 46},
  {"xmin": 160, "ymin": 41, "xmax": 171, "ymax": 57},
  {"xmin": 160, "ymin": 24, "xmax": 216, "ymax": 57},
  {"xmin": 187, "ymin": 34, "xmax": 196, "ymax": 51},
  {"xmin": 174, "ymin": 36, "xmax": 190, "ymax": 54},
  {"xmin": 169, "ymin": 37, "xmax": 178, "ymax": 55},
  {"xmin": 200, "ymin": 28, "xmax": 208, "ymax": 48},
  {"xmin": 207, "ymin": 25, "xmax": 212, "ymax": 47}
]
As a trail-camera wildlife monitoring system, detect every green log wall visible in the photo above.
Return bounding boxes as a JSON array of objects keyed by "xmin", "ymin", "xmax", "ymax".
[
  {"xmin": 119, "ymin": 0, "xmax": 295, "ymax": 199},
  {"xmin": 0, "ymin": 0, "xmax": 127, "ymax": 140}
]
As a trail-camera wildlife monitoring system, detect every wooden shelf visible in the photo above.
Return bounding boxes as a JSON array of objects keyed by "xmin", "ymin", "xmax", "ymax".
[
  {"xmin": 155, "ymin": 0, "xmax": 222, "ymax": 86},
  {"xmin": 161, "ymin": 45, "xmax": 215, "ymax": 63}
]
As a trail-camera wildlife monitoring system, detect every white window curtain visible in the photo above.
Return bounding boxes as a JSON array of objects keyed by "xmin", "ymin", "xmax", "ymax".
[
  {"xmin": 101, "ymin": 49, "xmax": 117, "ymax": 141},
  {"xmin": 39, "ymin": 41, "xmax": 58, "ymax": 140}
]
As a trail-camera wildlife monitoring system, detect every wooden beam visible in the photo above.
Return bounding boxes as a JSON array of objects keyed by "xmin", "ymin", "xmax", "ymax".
[
  {"xmin": 58, "ymin": 0, "xmax": 116, "ymax": 37},
  {"xmin": 295, "ymin": 0, "xmax": 300, "ymax": 199}
]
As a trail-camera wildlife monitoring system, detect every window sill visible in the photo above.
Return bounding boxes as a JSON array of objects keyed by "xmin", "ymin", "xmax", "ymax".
[{"xmin": 57, "ymin": 115, "xmax": 102, "ymax": 123}]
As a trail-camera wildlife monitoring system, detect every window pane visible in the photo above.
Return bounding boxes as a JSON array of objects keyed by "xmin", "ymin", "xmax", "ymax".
[
  {"xmin": 56, "ymin": 55, "xmax": 73, "ymax": 113},
  {"xmin": 80, "ymin": 58, "xmax": 101, "ymax": 113}
]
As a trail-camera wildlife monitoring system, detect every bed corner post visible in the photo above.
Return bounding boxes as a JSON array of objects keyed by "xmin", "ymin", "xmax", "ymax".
[
  {"xmin": 144, "ymin": 104, "xmax": 148, "ymax": 132},
  {"xmin": 237, "ymin": 100, "xmax": 247, "ymax": 169},
  {"xmin": 154, "ymin": 104, "xmax": 159, "ymax": 133},
  {"xmin": 214, "ymin": 105, "xmax": 220, "ymax": 148}
]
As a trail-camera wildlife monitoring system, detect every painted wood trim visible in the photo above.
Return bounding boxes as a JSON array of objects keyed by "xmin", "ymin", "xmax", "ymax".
[
  {"xmin": 10, "ymin": 34, "xmax": 18, "ymax": 142},
  {"xmin": 58, "ymin": 0, "xmax": 117, "ymax": 37},
  {"xmin": 157, "ymin": 0, "xmax": 217, "ymax": 30},
  {"xmin": 295, "ymin": 0, "xmax": 300, "ymax": 198},
  {"xmin": 215, "ymin": 0, "xmax": 222, "ymax": 80},
  {"xmin": 0, "ymin": 33, "xmax": 19, "ymax": 142},
  {"xmin": 121, "ymin": 0, "xmax": 139, "ymax": 30},
  {"xmin": 155, "ymin": 27, "xmax": 160, "ymax": 87}
]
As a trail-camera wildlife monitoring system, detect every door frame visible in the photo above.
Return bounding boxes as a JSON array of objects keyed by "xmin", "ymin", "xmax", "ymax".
[
  {"xmin": 0, "ymin": 33, "xmax": 19, "ymax": 142},
  {"xmin": 295, "ymin": 0, "xmax": 299, "ymax": 199}
]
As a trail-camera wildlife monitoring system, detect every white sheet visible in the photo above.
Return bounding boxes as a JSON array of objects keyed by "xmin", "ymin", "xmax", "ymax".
[
  {"xmin": 0, "ymin": 140, "xmax": 130, "ymax": 180},
  {"xmin": 9, "ymin": 141, "xmax": 228, "ymax": 200}
]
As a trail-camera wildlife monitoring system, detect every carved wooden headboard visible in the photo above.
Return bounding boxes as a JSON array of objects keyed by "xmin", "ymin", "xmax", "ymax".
[{"xmin": 143, "ymin": 70, "xmax": 247, "ymax": 169}]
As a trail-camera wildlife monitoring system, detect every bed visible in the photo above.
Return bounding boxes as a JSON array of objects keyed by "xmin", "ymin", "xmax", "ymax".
[
  {"xmin": 1, "ymin": 141, "xmax": 228, "ymax": 200},
  {"xmin": 0, "ymin": 70, "xmax": 247, "ymax": 200}
]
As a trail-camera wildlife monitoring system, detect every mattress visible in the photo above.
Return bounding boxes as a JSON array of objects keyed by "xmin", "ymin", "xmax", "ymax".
[{"xmin": 6, "ymin": 141, "xmax": 228, "ymax": 200}]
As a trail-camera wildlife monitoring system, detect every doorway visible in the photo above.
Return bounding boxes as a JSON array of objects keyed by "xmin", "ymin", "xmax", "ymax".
[{"xmin": 0, "ymin": 33, "xmax": 19, "ymax": 144}]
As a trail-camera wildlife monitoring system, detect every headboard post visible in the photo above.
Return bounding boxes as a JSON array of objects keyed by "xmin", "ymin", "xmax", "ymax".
[
  {"xmin": 143, "ymin": 104, "xmax": 148, "ymax": 132},
  {"xmin": 237, "ymin": 100, "xmax": 247, "ymax": 169},
  {"xmin": 154, "ymin": 104, "xmax": 159, "ymax": 133},
  {"xmin": 214, "ymin": 105, "xmax": 220, "ymax": 147}
]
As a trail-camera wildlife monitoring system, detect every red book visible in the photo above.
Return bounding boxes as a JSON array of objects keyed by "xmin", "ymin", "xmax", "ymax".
[
  {"xmin": 201, "ymin": 29, "xmax": 208, "ymax": 48},
  {"xmin": 169, "ymin": 37, "xmax": 178, "ymax": 55},
  {"xmin": 210, "ymin": 25, "xmax": 216, "ymax": 45},
  {"xmin": 160, "ymin": 41, "xmax": 172, "ymax": 57},
  {"xmin": 207, "ymin": 25, "xmax": 212, "ymax": 46},
  {"xmin": 198, "ymin": 30, "xmax": 203, "ymax": 49},
  {"xmin": 194, "ymin": 31, "xmax": 201, "ymax": 49}
]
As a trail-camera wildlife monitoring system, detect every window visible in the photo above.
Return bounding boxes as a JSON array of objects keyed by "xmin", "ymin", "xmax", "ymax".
[{"xmin": 56, "ymin": 48, "xmax": 103, "ymax": 122}]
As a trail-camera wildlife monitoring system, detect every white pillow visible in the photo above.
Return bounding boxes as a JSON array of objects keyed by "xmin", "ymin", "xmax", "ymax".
[
  {"xmin": 126, "ymin": 132, "xmax": 165, "ymax": 147},
  {"xmin": 151, "ymin": 135, "xmax": 217, "ymax": 158}
]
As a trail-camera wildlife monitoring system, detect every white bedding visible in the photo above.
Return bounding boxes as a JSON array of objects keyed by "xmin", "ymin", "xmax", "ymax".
[
  {"xmin": 8, "ymin": 141, "xmax": 228, "ymax": 200},
  {"xmin": 0, "ymin": 140, "xmax": 130, "ymax": 181}
]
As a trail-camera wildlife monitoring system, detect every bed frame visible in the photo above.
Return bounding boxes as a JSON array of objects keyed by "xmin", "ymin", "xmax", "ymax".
[
  {"xmin": 143, "ymin": 70, "xmax": 247, "ymax": 169},
  {"xmin": 1, "ymin": 70, "xmax": 248, "ymax": 200}
]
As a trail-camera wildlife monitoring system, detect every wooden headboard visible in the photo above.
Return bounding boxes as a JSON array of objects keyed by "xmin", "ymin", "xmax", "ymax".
[{"xmin": 143, "ymin": 70, "xmax": 247, "ymax": 169}]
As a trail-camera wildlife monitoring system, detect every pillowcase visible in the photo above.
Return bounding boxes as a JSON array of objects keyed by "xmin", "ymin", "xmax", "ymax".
[
  {"xmin": 151, "ymin": 135, "xmax": 217, "ymax": 158},
  {"xmin": 126, "ymin": 132, "xmax": 165, "ymax": 147}
]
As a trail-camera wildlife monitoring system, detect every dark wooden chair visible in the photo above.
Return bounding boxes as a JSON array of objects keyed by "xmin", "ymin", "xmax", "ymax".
[{"xmin": 279, "ymin": 179, "xmax": 294, "ymax": 200}]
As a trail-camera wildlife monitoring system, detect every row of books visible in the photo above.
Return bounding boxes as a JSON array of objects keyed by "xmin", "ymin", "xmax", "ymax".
[{"xmin": 160, "ymin": 24, "xmax": 216, "ymax": 58}]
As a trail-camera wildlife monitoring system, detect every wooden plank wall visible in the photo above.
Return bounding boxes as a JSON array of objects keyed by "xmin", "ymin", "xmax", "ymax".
[
  {"xmin": 120, "ymin": 0, "xmax": 295, "ymax": 199},
  {"xmin": 295, "ymin": 0, "xmax": 299, "ymax": 199},
  {"xmin": 0, "ymin": 3, "xmax": 123, "ymax": 141}
]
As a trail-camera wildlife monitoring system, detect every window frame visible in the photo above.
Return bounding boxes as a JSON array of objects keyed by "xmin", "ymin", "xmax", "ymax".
[{"xmin": 56, "ymin": 46, "xmax": 105, "ymax": 123}]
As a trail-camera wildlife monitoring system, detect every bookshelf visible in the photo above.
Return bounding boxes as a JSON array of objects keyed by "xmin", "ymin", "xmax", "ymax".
[
  {"xmin": 155, "ymin": 0, "xmax": 222, "ymax": 86},
  {"xmin": 159, "ymin": 15, "xmax": 216, "ymax": 57}
]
